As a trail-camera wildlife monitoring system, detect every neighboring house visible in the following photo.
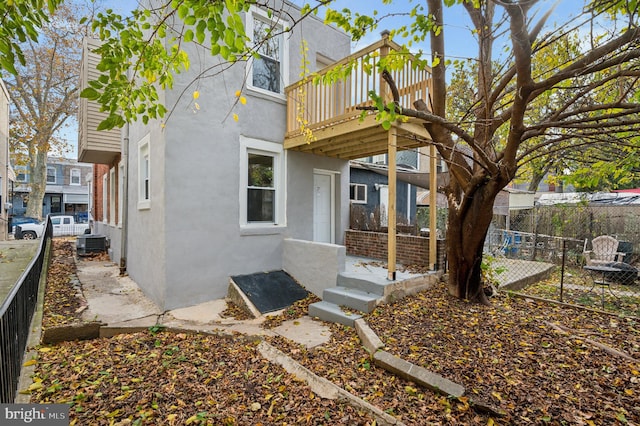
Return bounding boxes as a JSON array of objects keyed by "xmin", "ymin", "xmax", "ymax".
[
  {"xmin": 350, "ymin": 152, "xmax": 419, "ymax": 228},
  {"xmin": 0, "ymin": 78, "xmax": 10, "ymax": 240},
  {"xmin": 80, "ymin": 1, "xmax": 433, "ymax": 310},
  {"xmin": 510, "ymin": 172, "xmax": 575, "ymax": 199},
  {"xmin": 11, "ymin": 157, "xmax": 92, "ymax": 220}
]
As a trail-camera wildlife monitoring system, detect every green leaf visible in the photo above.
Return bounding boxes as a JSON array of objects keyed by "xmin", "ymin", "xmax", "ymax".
[{"xmin": 80, "ymin": 87, "xmax": 100, "ymax": 100}]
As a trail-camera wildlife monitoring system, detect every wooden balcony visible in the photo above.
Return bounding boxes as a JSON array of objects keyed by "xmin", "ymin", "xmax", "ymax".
[
  {"xmin": 284, "ymin": 35, "xmax": 432, "ymax": 160},
  {"xmin": 78, "ymin": 38, "xmax": 121, "ymax": 165}
]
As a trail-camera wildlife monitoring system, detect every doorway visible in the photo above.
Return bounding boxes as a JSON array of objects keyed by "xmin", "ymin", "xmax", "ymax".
[{"xmin": 313, "ymin": 171, "xmax": 335, "ymax": 243}]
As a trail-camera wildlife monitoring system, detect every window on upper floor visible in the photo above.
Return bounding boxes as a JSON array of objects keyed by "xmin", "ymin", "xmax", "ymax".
[
  {"xmin": 138, "ymin": 134, "xmax": 150, "ymax": 209},
  {"xmin": 371, "ymin": 154, "xmax": 386, "ymax": 165},
  {"xmin": 247, "ymin": 7, "xmax": 288, "ymax": 97},
  {"xmin": 70, "ymin": 168, "xmax": 81, "ymax": 185},
  {"xmin": 16, "ymin": 172, "xmax": 27, "ymax": 183},
  {"xmin": 240, "ymin": 136, "xmax": 285, "ymax": 227},
  {"xmin": 46, "ymin": 167, "xmax": 56, "ymax": 184}
]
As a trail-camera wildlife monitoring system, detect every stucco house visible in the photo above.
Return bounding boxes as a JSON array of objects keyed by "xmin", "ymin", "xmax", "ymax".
[{"xmin": 79, "ymin": 1, "xmax": 434, "ymax": 310}]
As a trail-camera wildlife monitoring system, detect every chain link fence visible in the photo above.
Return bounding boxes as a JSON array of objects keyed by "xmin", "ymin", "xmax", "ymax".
[{"xmin": 485, "ymin": 204, "xmax": 640, "ymax": 316}]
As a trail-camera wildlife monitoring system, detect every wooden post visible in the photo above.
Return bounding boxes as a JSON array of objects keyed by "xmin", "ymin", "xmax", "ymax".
[
  {"xmin": 429, "ymin": 144, "xmax": 437, "ymax": 270},
  {"xmin": 380, "ymin": 30, "xmax": 396, "ymax": 280},
  {"xmin": 388, "ymin": 129, "xmax": 397, "ymax": 280}
]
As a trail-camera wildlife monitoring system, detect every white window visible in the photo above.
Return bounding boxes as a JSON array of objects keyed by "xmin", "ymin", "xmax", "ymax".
[
  {"xmin": 240, "ymin": 136, "xmax": 285, "ymax": 227},
  {"xmin": 16, "ymin": 172, "xmax": 27, "ymax": 182},
  {"xmin": 118, "ymin": 161, "xmax": 124, "ymax": 226},
  {"xmin": 102, "ymin": 174, "xmax": 108, "ymax": 223},
  {"xmin": 138, "ymin": 134, "xmax": 150, "ymax": 209},
  {"xmin": 371, "ymin": 154, "xmax": 386, "ymax": 165},
  {"xmin": 46, "ymin": 167, "xmax": 56, "ymax": 184},
  {"xmin": 109, "ymin": 167, "xmax": 116, "ymax": 226},
  {"xmin": 246, "ymin": 7, "xmax": 288, "ymax": 97},
  {"xmin": 350, "ymin": 184, "xmax": 367, "ymax": 204},
  {"xmin": 70, "ymin": 168, "xmax": 81, "ymax": 185}
]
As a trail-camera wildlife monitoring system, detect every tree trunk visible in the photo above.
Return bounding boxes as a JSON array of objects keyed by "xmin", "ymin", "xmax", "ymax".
[
  {"xmin": 25, "ymin": 141, "xmax": 48, "ymax": 220},
  {"xmin": 446, "ymin": 181, "xmax": 502, "ymax": 304}
]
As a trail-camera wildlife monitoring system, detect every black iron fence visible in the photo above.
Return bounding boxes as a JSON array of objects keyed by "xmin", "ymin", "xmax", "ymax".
[{"xmin": 0, "ymin": 217, "xmax": 52, "ymax": 403}]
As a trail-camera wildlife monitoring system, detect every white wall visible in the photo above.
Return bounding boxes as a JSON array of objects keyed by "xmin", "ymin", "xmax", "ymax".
[{"xmin": 282, "ymin": 238, "xmax": 345, "ymax": 297}]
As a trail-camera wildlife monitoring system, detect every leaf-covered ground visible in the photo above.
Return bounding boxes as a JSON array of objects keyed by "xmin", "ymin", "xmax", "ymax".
[
  {"xmin": 28, "ymin": 240, "xmax": 640, "ymax": 424},
  {"xmin": 29, "ymin": 331, "xmax": 375, "ymax": 425},
  {"xmin": 520, "ymin": 267, "xmax": 640, "ymax": 317},
  {"xmin": 41, "ymin": 240, "xmax": 84, "ymax": 328},
  {"xmin": 268, "ymin": 288, "xmax": 640, "ymax": 425}
]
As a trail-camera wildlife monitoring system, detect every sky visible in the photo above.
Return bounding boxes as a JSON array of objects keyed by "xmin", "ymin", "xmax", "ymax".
[
  {"xmin": 61, "ymin": 0, "xmax": 584, "ymax": 158},
  {"xmin": 100, "ymin": 0, "xmax": 582, "ymax": 62}
]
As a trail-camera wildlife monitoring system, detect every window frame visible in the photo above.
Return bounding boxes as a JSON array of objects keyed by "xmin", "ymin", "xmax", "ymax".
[
  {"xmin": 138, "ymin": 134, "xmax": 151, "ymax": 210},
  {"xmin": 350, "ymin": 183, "xmax": 367, "ymax": 204},
  {"xmin": 109, "ymin": 167, "xmax": 116, "ymax": 226},
  {"xmin": 46, "ymin": 167, "xmax": 57, "ymax": 184},
  {"xmin": 102, "ymin": 174, "xmax": 108, "ymax": 223},
  {"xmin": 239, "ymin": 136, "xmax": 286, "ymax": 228},
  {"xmin": 118, "ymin": 161, "xmax": 124, "ymax": 227},
  {"xmin": 70, "ymin": 168, "xmax": 81, "ymax": 186},
  {"xmin": 245, "ymin": 6, "xmax": 289, "ymax": 99}
]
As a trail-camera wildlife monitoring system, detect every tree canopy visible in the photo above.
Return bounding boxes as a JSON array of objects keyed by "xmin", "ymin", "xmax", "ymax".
[
  {"xmin": 321, "ymin": 0, "xmax": 640, "ymax": 301},
  {"xmin": 0, "ymin": 0, "xmax": 62, "ymax": 75},
  {"xmin": 6, "ymin": 1, "xmax": 91, "ymax": 218}
]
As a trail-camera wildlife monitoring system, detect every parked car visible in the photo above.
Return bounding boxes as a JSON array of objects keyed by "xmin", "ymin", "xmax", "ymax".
[
  {"xmin": 15, "ymin": 222, "xmax": 44, "ymax": 239},
  {"xmin": 10, "ymin": 216, "xmax": 40, "ymax": 234},
  {"xmin": 15, "ymin": 215, "xmax": 90, "ymax": 239}
]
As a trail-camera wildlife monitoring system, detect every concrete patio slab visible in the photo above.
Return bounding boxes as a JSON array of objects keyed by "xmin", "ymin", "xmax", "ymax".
[{"xmin": 272, "ymin": 315, "xmax": 331, "ymax": 349}]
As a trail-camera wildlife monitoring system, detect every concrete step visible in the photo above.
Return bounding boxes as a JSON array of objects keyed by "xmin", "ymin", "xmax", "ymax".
[
  {"xmin": 323, "ymin": 287, "xmax": 379, "ymax": 313},
  {"xmin": 308, "ymin": 301, "xmax": 362, "ymax": 327},
  {"xmin": 337, "ymin": 271, "xmax": 391, "ymax": 296}
]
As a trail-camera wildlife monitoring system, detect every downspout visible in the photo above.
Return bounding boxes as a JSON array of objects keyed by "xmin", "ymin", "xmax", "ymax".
[{"xmin": 119, "ymin": 123, "xmax": 129, "ymax": 275}]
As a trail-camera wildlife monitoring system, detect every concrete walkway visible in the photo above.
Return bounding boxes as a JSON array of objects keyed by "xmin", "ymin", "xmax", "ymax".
[
  {"xmin": 0, "ymin": 240, "xmax": 39, "ymax": 304},
  {"xmin": 76, "ymin": 258, "xmax": 332, "ymax": 349},
  {"xmin": 493, "ymin": 257, "xmax": 556, "ymax": 290}
]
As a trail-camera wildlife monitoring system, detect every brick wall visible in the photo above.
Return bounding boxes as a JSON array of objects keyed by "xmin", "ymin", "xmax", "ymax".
[
  {"xmin": 93, "ymin": 164, "xmax": 109, "ymax": 222},
  {"xmin": 345, "ymin": 230, "xmax": 446, "ymax": 268}
]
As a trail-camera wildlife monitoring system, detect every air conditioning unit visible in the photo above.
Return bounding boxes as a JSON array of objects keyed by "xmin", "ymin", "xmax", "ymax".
[{"xmin": 76, "ymin": 235, "xmax": 107, "ymax": 256}]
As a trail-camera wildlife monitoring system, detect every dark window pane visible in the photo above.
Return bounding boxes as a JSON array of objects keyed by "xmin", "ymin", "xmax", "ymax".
[
  {"xmin": 253, "ymin": 55, "xmax": 280, "ymax": 93},
  {"xmin": 51, "ymin": 196, "xmax": 61, "ymax": 213},
  {"xmin": 47, "ymin": 168, "xmax": 56, "ymax": 183},
  {"xmin": 248, "ymin": 188, "xmax": 274, "ymax": 222},
  {"xmin": 248, "ymin": 154, "xmax": 273, "ymax": 188}
]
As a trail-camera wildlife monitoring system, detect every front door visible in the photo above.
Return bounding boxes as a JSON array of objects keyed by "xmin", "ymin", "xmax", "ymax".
[{"xmin": 313, "ymin": 172, "xmax": 334, "ymax": 243}]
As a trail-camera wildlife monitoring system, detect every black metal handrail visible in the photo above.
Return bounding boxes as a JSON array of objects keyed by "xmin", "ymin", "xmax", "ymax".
[{"xmin": 0, "ymin": 216, "xmax": 53, "ymax": 403}]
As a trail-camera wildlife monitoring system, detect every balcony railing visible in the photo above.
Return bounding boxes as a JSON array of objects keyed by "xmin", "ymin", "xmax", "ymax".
[{"xmin": 285, "ymin": 35, "xmax": 432, "ymax": 157}]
